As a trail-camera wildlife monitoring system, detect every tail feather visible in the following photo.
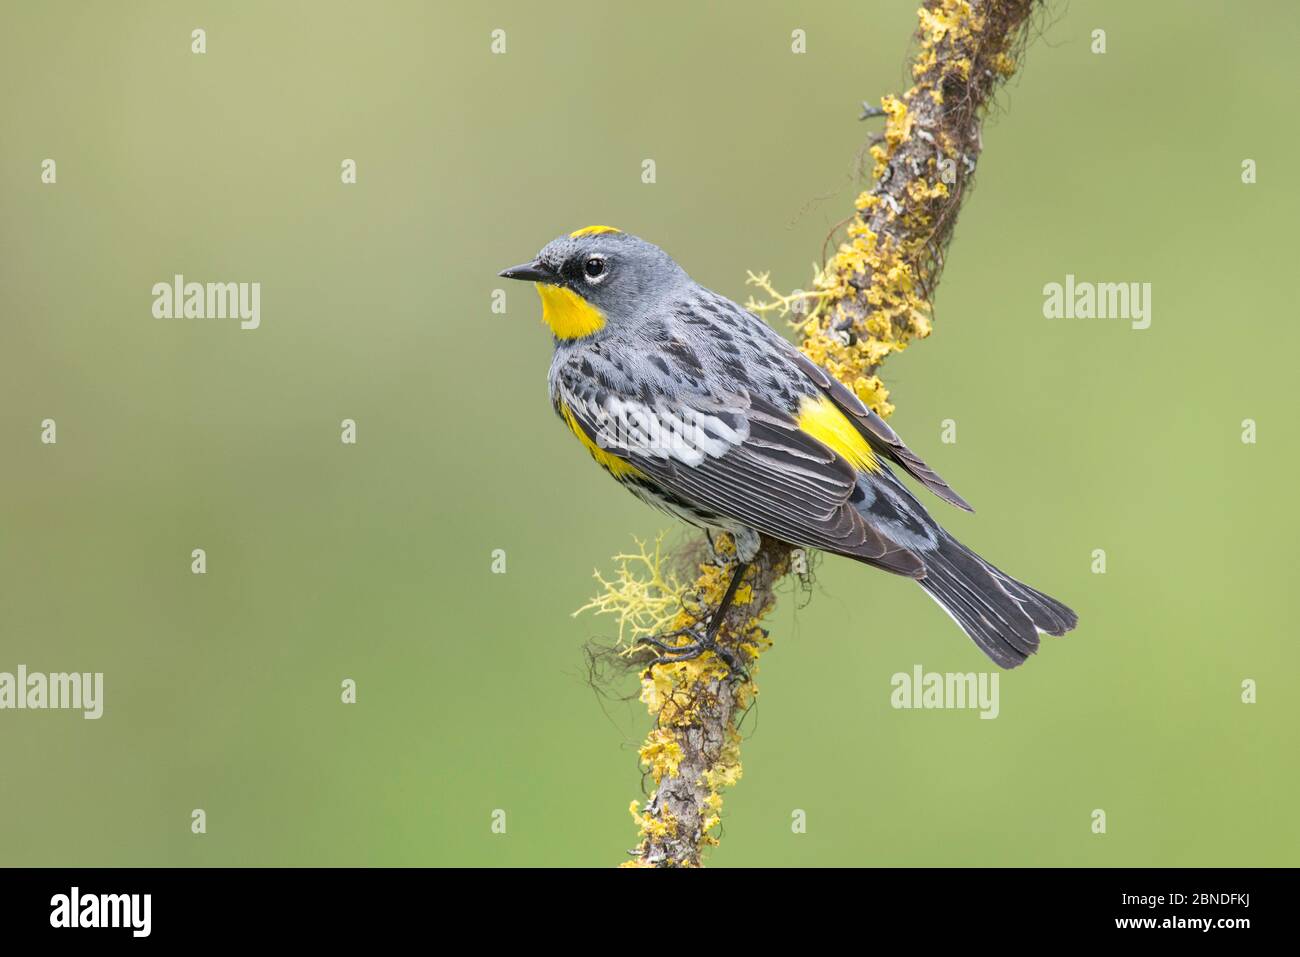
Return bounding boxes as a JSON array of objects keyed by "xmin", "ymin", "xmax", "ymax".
[{"xmin": 918, "ymin": 532, "xmax": 1078, "ymax": 669}]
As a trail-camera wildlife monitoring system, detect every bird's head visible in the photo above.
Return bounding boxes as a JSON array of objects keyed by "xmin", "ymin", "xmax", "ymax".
[{"xmin": 499, "ymin": 226, "xmax": 688, "ymax": 340}]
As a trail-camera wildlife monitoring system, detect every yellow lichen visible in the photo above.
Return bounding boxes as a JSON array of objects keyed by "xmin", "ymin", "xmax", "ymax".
[
  {"xmin": 917, "ymin": 0, "xmax": 982, "ymax": 44},
  {"xmin": 628, "ymin": 799, "xmax": 677, "ymax": 841},
  {"xmin": 639, "ymin": 729, "xmax": 685, "ymax": 782},
  {"xmin": 880, "ymin": 95, "xmax": 912, "ymax": 148},
  {"xmin": 701, "ymin": 726, "xmax": 744, "ymax": 793}
]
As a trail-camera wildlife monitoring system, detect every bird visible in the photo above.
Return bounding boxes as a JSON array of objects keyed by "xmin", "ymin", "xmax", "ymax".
[{"xmin": 499, "ymin": 226, "xmax": 1077, "ymax": 670}]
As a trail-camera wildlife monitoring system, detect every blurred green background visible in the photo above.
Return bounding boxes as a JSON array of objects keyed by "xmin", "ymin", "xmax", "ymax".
[{"xmin": 2, "ymin": 0, "xmax": 1296, "ymax": 867}]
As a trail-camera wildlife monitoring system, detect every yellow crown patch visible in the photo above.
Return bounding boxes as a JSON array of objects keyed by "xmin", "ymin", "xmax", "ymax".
[{"xmin": 569, "ymin": 225, "xmax": 622, "ymax": 238}]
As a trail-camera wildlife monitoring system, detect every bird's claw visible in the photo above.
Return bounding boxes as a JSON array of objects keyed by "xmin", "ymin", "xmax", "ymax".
[{"xmin": 635, "ymin": 624, "xmax": 749, "ymax": 681}]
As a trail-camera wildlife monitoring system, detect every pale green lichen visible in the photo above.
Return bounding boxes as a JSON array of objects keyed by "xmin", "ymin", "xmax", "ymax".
[{"xmin": 572, "ymin": 534, "xmax": 686, "ymax": 647}]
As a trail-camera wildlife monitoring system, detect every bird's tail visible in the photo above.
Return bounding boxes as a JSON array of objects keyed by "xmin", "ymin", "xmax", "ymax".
[{"xmin": 917, "ymin": 530, "xmax": 1078, "ymax": 669}]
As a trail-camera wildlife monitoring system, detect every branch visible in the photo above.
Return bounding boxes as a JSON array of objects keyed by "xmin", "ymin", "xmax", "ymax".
[{"xmin": 592, "ymin": 0, "xmax": 1041, "ymax": 868}]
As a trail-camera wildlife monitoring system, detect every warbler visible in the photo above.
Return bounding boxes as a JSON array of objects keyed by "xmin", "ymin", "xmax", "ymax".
[{"xmin": 500, "ymin": 226, "xmax": 1077, "ymax": 668}]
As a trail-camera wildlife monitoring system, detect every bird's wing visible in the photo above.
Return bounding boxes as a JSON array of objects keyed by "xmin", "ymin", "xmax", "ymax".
[
  {"xmin": 557, "ymin": 381, "xmax": 925, "ymax": 577},
  {"xmin": 786, "ymin": 349, "xmax": 974, "ymax": 512}
]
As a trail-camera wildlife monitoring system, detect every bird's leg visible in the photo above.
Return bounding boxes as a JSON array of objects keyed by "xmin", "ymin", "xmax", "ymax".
[
  {"xmin": 636, "ymin": 561, "xmax": 751, "ymax": 678},
  {"xmin": 704, "ymin": 559, "xmax": 750, "ymax": 643},
  {"xmin": 704, "ymin": 529, "xmax": 733, "ymax": 566}
]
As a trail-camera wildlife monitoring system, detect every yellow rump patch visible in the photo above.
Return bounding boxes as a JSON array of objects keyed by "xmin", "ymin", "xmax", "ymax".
[
  {"xmin": 559, "ymin": 403, "xmax": 645, "ymax": 480},
  {"xmin": 569, "ymin": 225, "xmax": 622, "ymax": 238},
  {"xmin": 796, "ymin": 395, "xmax": 881, "ymax": 473},
  {"xmin": 535, "ymin": 283, "xmax": 606, "ymax": 340}
]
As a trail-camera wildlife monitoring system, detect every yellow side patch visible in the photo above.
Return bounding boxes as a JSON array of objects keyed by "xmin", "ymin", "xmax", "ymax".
[
  {"xmin": 560, "ymin": 403, "xmax": 646, "ymax": 479},
  {"xmin": 569, "ymin": 224, "xmax": 622, "ymax": 238},
  {"xmin": 535, "ymin": 283, "xmax": 606, "ymax": 340},
  {"xmin": 797, "ymin": 394, "xmax": 881, "ymax": 473}
]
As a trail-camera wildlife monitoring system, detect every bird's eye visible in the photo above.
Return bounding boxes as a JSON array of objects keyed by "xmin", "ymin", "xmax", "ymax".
[{"xmin": 583, "ymin": 257, "xmax": 606, "ymax": 279}]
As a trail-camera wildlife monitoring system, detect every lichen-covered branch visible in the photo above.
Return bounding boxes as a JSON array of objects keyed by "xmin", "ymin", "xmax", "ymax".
[{"xmin": 582, "ymin": 0, "xmax": 1041, "ymax": 868}]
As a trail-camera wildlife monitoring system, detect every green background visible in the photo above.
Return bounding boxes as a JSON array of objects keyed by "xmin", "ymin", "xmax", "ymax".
[{"xmin": 2, "ymin": 0, "xmax": 1296, "ymax": 867}]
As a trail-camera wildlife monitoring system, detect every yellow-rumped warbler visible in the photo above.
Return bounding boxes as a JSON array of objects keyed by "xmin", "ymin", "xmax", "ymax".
[{"xmin": 500, "ymin": 226, "xmax": 1077, "ymax": 668}]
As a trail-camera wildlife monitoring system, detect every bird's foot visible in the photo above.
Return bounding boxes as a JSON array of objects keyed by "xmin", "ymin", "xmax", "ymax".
[{"xmin": 636, "ymin": 625, "xmax": 748, "ymax": 680}]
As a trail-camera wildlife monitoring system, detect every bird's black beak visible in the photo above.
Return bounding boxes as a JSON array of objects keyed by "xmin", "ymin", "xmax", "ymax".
[{"xmin": 498, "ymin": 259, "xmax": 557, "ymax": 283}]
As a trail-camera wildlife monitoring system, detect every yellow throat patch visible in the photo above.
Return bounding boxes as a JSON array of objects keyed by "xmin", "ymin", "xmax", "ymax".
[
  {"xmin": 535, "ymin": 283, "xmax": 606, "ymax": 340},
  {"xmin": 797, "ymin": 394, "xmax": 881, "ymax": 473}
]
